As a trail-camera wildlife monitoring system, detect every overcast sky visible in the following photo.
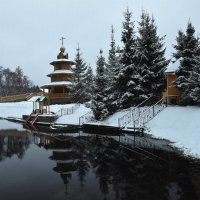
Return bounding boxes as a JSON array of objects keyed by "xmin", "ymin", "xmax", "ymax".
[{"xmin": 0, "ymin": 0, "xmax": 200, "ymax": 86}]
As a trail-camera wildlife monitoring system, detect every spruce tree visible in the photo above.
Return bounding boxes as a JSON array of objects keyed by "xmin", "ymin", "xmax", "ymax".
[
  {"xmin": 137, "ymin": 11, "xmax": 168, "ymax": 100},
  {"xmin": 105, "ymin": 26, "xmax": 122, "ymax": 113},
  {"xmin": 188, "ymin": 56, "xmax": 200, "ymax": 104},
  {"xmin": 90, "ymin": 50, "xmax": 108, "ymax": 120},
  {"xmin": 105, "ymin": 25, "xmax": 119, "ymax": 86},
  {"xmin": 116, "ymin": 8, "xmax": 140, "ymax": 108},
  {"xmin": 121, "ymin": 8, "xmax": 137, "ymax": 66},
  {"xmin": 82, "ymin": 65, "xmax": 95, "ymax": 102},
  {"xmin": 117, "ymin": 63, "xmax": 143, "ymax": 108},
  {"xmin": 72, "ymin": 45, "xmax": 87, "ymax": 82},
  {"xmin": 173, "ymin": 22, "xmax": 200, "ymax": 104},
  {"xmin": 71, "ymin": 46, "xmax": 87, "ymax": 103}
]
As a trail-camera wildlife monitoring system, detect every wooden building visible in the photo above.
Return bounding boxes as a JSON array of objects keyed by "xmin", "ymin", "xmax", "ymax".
[
  {"xmin": 41, "ymin": 40, "xmax": 75, "ymax": 104},
  {"xmin": 164, "ymin": 61, "xmax": 181, "ymax": 104}
]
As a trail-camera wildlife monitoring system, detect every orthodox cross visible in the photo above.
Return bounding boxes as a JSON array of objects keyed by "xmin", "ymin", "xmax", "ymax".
[{"xmin": 60, "ymin": 37, "xmax": 65, "ymax": 46}]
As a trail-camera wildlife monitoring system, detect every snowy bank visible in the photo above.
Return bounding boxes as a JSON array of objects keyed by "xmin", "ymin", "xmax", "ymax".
[
  {"xmin": 86, "ymin": 109, "xmax": 130, "ymax": 127},
  {"xmin": 0, "ymin": 101, "xmax": 33, "ymax": 118},
  {"xmin": 0, "ymin": 102, "xmax": 91, "ymax": 125},
  {"xmin": 147, "ymin": 106, "xmax": 200, "ymax": 157},
  {"xmin": 1, "ymin": 101, "xmax": 200, "ymax": 157},
  {"xmin": 55, "ymin": 104, "xmax": 91, "ymax": 125}
]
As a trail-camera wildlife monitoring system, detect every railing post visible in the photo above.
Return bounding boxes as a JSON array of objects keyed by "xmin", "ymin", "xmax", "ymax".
[
  {"xmin": 118, "ymin": 118, "xmax": 121, "ymax": 128},
  {"xmin": 79, "ymin": 117, "xmax": 81, "ymax": 126},
  {"xmin": 152, "ymin": 105, "xmax": 155, "ymax": 116},
  {"xmin": 134, "ymin": 133, "xmax": 136, "ymax": 146}
]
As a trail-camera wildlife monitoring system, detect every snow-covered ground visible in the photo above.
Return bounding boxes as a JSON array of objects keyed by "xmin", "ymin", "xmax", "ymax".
[
  {"xmin": 0, "ymin": 101, "xmax": 33, "ymax": 118},
  {"xmin": 147, "ymin": 106, "xmax": 200, "ymax": 157},
  {"xmin": 0, "ymin": 101, "xmax": 200, "ymax": 157},
  {"xmin": 87, "ymin": 109, "xmax": 130, "ymax": 126},
  {"xmin": 55, "ymin": 104, "xmax": 91, "ymax": 125},
  {"xmin": 0, "ymin": 101, "xmax": 91, "ymax": 125}
]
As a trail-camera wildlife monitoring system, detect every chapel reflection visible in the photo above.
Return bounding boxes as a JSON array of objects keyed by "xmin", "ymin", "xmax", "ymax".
[
  {"xmin": 33, "ymin": 133, "xmax": 200, "ymax": 200},
  {"xmin": 34, "ymin": 134, "xmax": 90, "ymax": 194}
]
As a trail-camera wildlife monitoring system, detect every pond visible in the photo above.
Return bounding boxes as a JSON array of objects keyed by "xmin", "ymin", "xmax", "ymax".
[{"xmin": 0, "ymin": 119, "xmax": 200, "ymax": 200}]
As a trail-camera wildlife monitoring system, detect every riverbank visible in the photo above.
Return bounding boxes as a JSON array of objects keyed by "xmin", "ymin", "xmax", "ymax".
[
  {"xmin": 146, "ymin": 106, "xmax": 200, "ymax": 158},
  {"xmin": 0, "ymin": 101, "xmax": 200, "ymax": 157}
]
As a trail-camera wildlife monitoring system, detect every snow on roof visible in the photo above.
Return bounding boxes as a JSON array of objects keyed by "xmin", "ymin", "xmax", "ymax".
[
  {"xmin": 28, "ymin": 96, "xmax": 41, "ymax": 102},
  {"xmin": 165, "ymin": 60, "xmax": 180, "ymax": 73},
  {"xmin": 47, "ymin": 70, "xmax": 74, "ymax": 76},
  {"xmin": 28, "ymin": 96, "xmax": 47, "ymax": 102},
  {"xmin": 38, "ymin": 96, "xmax": 48, "ymax": 102},
  {"xmin": 50, "ymin": 59, "xmax": 75, "ymax": 65},
  {"xmin": 41, "ymin": 81, "xmax": 72, "ymax": 88}
]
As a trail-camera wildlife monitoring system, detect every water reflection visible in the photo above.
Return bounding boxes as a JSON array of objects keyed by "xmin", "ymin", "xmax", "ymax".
[
  {"xmin": 33, "ymin": 133, "xmax": 200, "ymax": 200},
  {"xmin": 0, "ymin": 130, "xmax": 31, "ymax": 161},
  {"xmin": 0, "ymin": 119, "xmax": 200, "ymax": 200}
]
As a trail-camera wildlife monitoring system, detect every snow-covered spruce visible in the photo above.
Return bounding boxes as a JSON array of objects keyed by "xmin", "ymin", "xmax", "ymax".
[
  {"xmin": 173, "ymin": 22, "xmax": 200, "ymax": 105},
  {"xmin": 71, "ymin": 46, "xmax": 94, "ymax": 103},
  {"xmin": 136, "ymin": 11, "xmax": 168, "ymax": 99},
  {"xmin": 90, "ymin": 50, "xmax": 109, "ymax": 120}
]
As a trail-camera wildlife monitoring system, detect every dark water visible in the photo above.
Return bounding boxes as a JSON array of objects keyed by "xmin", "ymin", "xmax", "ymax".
[{"xmin": 0, "ymin": 120, "xmax": 200, "ymax": 200}]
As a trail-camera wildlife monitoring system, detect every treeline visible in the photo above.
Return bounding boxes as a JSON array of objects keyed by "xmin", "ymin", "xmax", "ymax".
[
  {"xmin": 71, "ymin": 9, "xmax": 168, "ymax": 120},
  {"xmin": 71, "ymin": 8, "xmax": 200, "ymax": 120},
  {"xmin": 71, "ymin": 9, "xmax": 200, "ymax": 120},
  {"xmin": 0, "ymin": 66, "xmax": 40, "ymax": 97}
]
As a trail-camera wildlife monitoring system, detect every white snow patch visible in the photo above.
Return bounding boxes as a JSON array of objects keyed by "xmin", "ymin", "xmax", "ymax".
[
  {"xmin": 47, "ymin": 70, "xmax": 74, "ymax": 76},
  {"xmin": 166, "ymin": 60, "xmax": 180, "ymax": 73},
  {"xmin": 55, "ymin": 104, "xmax": 91, "ymax": 125},
  {"xmin": 147, "ymin": 106, "xmax": 200, "ymax": 157},
  {"xmin": 0, "ymin": 101, "xmax": 33, "ymax": 118},
  {"xmin": 87, "ymin": 109, "xmax": 130, "ymax": 126},
  {"xmin": 28, "ymin": 96, "xmax": 41, "ymax": 102},
  {"xmin": 41, "ymin": 81, "xmax": 72, "ymax": 88},
  {"xmin": 0, "ymin": 119, "xmax": 25, "ymax": 131}
]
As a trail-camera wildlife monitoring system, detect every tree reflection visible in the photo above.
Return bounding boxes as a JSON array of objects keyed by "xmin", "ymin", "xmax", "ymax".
[
  {"xmin": 0, "ymin": 130, "xmax": 31, "ymax": 161},
  {"xmin": 35, "ymin": 133, "xmax": 199, "ymax": 200}
]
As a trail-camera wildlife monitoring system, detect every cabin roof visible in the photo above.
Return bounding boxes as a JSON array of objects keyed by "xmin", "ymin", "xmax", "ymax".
[
  {"xmin": 165, "ymin": 60, "xmax": 180, "ymax": 73},
  {"xmin": 47, "ymin": 70, "xmax": 74, "ymax": 77}
]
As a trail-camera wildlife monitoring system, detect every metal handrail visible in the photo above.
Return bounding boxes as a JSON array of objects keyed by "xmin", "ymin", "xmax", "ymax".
[
  {"xmin": 55, "ymin": 104, "xmax": 80, "ymax": 117},
  {"xmin": 118, "ymin": 96, "xmax": 154, "ymax": 128},
  {"xmin": 79, "ymin": 111, "xmax": 94, "ymax": 126},
  {"xmin": 132, "ymin": 96, "xmax": 167, "ymax": 130}
]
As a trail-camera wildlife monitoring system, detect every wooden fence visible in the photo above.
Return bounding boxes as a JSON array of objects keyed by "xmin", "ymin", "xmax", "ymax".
[{"xmin": 0, "ymin": 92, "xmax": 43, "ymax": 103}]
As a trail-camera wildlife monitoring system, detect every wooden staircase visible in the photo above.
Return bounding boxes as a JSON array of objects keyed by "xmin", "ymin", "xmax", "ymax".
[{"xmin": 25, "ymin": 113, "xmax": 39, "ymax": 125}]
